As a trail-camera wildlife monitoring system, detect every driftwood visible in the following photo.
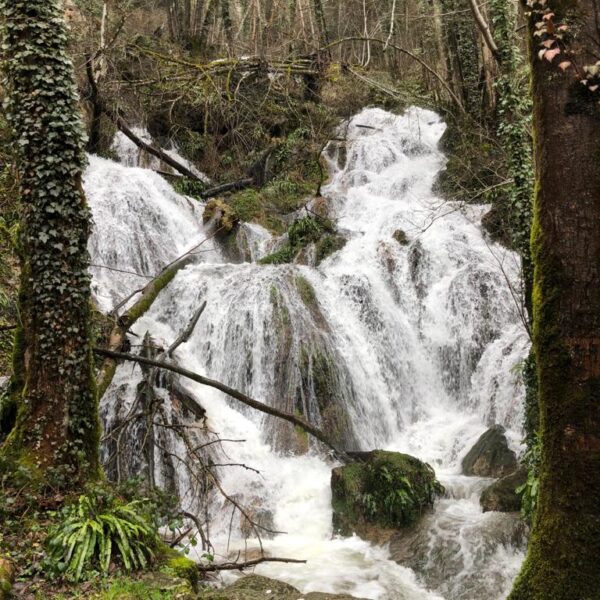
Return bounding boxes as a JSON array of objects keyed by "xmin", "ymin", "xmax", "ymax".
[{"xmin": 94, "ymin": 348, "xmax": 350, "ymax": 462}]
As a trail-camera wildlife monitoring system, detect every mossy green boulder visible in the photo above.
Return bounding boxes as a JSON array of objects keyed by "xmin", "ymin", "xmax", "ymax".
[
  {"xmin": 198, "ymin": 575, "xmax": 367, "ymax": 599},
  {"xmin": 331, "ymin": 450, "xmax": 444, "ymax": 543}
]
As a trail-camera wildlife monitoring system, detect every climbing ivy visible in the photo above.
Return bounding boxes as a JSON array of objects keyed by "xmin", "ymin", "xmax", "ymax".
[
  {"xmin": 0, "ymin": 0, "xmax": 99, "ymax": 483},
  {"xmin": 491, "ymin": 0, "xmax": 534, "ymax": 281}
]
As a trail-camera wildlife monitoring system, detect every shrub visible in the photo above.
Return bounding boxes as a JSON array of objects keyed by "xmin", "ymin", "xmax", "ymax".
[{"xmin": 46, "ymin": 492, "xmax": 160, "ymax": 581}]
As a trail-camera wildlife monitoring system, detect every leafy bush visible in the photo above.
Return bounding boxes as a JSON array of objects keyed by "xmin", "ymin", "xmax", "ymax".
[
  {"xmin": 46, "ymin": 492, "xmax": 160, "ymax": 581},
  {"xmin": 517, "ymin": 436, "xmax": 541, "ymax": 523},
  {"xmin": 260, "ymin": 216, "xmax": 334, "ymax": 265}
]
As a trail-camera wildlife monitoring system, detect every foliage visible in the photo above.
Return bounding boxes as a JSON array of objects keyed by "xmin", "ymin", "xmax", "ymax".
[
  {"xmin": 45, "ymin": 491, "xmax": 159, "ymax": 581},
  {"xmin": 260, "ymin": 216, "xmax": 334, "ymax": 265},
  {"xmin": 332, "ymin": 451, "xmax": 444, "ymax": 535},
  {"xmin": 0, "ymin": 0, "xmax": 99, "ymax": 481},
  {"xmin": 491, "ymin": 0, "xmax": 534, "ymax": 271},
  {"xmin": 517, "ymin": 437, "xmax": 541, "ymax": 524}
]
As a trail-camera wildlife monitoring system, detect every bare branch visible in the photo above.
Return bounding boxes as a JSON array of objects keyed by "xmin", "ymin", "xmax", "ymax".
[{"xmin": 93, "ymin": 347, "xmax": 350, "ymax": 462}]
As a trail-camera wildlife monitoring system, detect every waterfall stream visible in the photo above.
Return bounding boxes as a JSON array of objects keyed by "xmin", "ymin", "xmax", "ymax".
[{"xmin": 87, "ymin": 107, "xmax": 530, "ymax": 599}]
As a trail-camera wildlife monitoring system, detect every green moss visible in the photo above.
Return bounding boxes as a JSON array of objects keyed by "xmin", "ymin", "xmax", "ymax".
[
  {"xmin": 98, "ymin": 575, "xmax": 194, "ymax": 600},
  {"xmin": 392, "ymin": 230, "xmax": 409, "ymax": 246},
  {"xmin": 295, "ymin": 276, "xmax": 317, "ymax": 309},
  {"xmin": 260, "ymin": 216, "xmax": 334, "ymax": 265},
  {"xmin": 155, "ymin": 544, "xmax": 199, "ymax": 591},
  {"xmin": 315, "ymin": 234, "xmax": 346, "ymax": 264},
  {"xmin": 332, "ymin": 451, "xmax": 444, "ymax": 536}
]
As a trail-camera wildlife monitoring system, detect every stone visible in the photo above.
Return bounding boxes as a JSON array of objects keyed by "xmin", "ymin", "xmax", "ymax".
[
  {"xmin": 331, "ymin": 450, "xmax": 443, "ymax": 544},
  {"xmin": 198, "ymin": 575, "xmax": 368, "ymax": 600},
  {"xmin": 0, "ymin": 558, "xmax": 15, "ymax": 600},
  {"xmin": 480, "ymin": 466, "xmax": 528, "ymax": 512},
  {"xmin": 461, "ymin": 425, "xmax": 518, "ymax": 478}
]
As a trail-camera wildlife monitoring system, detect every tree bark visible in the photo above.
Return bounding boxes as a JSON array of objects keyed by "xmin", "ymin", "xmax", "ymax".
[
  {"xmin": 509, "ymin": 1, "xmax": 600, "ymax": 597},
  {"xmin": 0, "ymin": 0, "xmax": 99, "ymax": 483}
]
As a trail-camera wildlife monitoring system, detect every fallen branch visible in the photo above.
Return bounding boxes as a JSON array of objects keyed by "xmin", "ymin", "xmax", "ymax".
[
  {"xmin": 102, "ymin": 107, "xmax": 204, "ymax": 182},
  {"xmin": 167, "ymin": 301, "xmax": 207, "ymax": 357},
  {"xmin": 93, "ymin": 348, "xmax": 350, "ymax": 462},
  {"xmin": 200, "ymin": 177, "xmax": 254, "ymax": 199},
  {"xmin": 96, "ymin": 254, "xmax": 195, "ymax": 398},
  {"xmin": 197, "ymin": 556, "xmax": 307, "ymax": 572},
  {"xmin": 322, "ymin": 37, "xmax": 465, "ymax": 112}
]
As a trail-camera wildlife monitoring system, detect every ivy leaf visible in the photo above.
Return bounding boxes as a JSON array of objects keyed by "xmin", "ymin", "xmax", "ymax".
[{"xmin": 544, "ymin": 47, "xmax": 561, "ymax": 62}]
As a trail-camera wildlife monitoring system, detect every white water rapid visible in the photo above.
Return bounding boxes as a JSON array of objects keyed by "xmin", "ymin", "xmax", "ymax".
[{"xmin": 88, "ymin": 107, "xmax": 530, "ymax": 599}]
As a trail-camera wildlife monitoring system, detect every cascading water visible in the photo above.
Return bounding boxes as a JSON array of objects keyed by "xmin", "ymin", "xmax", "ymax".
[{"xmin": 89, "ymin": 107, "xmax": 530, "ymax": 599}]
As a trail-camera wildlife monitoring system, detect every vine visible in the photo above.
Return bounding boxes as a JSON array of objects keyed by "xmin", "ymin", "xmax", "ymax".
[
  {"xmin": 0, "ymin": 0, "xmax": 99, "ymax": 483},
  {"xmin": 490, "ymin": 0, "xmax": 534, "ymax": 311},
  {"xmin": 525, "ymin": 0, "xmax": 600, "ymax": 100}
]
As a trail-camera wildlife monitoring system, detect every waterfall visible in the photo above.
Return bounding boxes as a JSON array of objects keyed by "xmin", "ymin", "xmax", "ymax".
[{"xmin": 88, "ymin": 107, "xmax": 530, "ymax": 599}]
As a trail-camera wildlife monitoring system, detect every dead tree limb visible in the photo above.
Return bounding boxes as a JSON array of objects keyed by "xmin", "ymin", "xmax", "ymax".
[
  {"xmin": 200, "ymin": 178, "xmax": 254, "ymax": 199},
  {"xmin": 96, "ymin": 254, "xmax": 195, "ymax": 398},
  {"xmin": 197, "ymin": 556, "xmax": 307, "ymax": 572},
  {"xmin": 102, "ymin": 108, "xmax": 204, "ymax": 182},
  {"xmin": 322, "ymin": 37, "xmax": 466, "ymax": 112},
  {"xmin": 93, "ymin": 348, "xmax": 350, "ymax": 462},
  {"xmin": 167, "ymin": 301, "xmax": 207, "ymax": 357},
  {"xmin": 467, "ymin": 0, "xmax": 500, "ymax": 61}
]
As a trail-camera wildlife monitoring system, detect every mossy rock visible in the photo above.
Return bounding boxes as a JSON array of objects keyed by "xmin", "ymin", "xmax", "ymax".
[
  {"xmin": 0, "ymin": 558, "xmax": 14, "ymax": 600},
  {"xmin": 331, "ymin": 450, "xmax": 444, "ymax": 543},
  {"xmin": 392, "ymin": 229, "xmax": 409, "ymax": 246},
  {"xmin": 157, "ymin": 545, "xmax": 199, "ymax": 591},
  {"xmin": 462, "ymin": 425, "xmax": 518, "ymax": 478},
  {"xmin": 315, "ymin": 234, "xmax": 346, "ymax": 264},
  {"xmin": 480, "ymin": 466, "xmax": 527, "ymax": 513},
  {"xmin": 198, "ymin": 575, "xmax": 367, "ymax": 600},
  {"xmin": 203, "ymin": 198, "xmax": 240, "ymax": 234}
]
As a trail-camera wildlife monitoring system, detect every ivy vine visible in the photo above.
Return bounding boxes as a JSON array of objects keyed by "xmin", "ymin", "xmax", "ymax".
[{"xmin": 0, "ymin": 0, "xmax": 99, "ymax": 482}]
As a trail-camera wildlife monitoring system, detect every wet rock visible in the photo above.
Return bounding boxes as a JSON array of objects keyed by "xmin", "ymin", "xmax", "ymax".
[
  {"xmin": 392, "ymin": 229, "xmax": 409, "ymax": 245},
  {"xmin": 480, "ymin": 466, "xmax": 527, "ymax": 512},
  {"xmin": 331, "ymin": 450, "xmax": 443, "ymax": 544},
  {"xmin": 462, "ymin": 425, "xmax": 517, "ymax": 478},
  {"xmin": 198, "ymin": 575, "xmax": 368, "ymax": 600},
  {"xmin": 389, "ymin": 507, "xmax": 528, "ymax": 599},
  {"xmin": 240, "ymin": 499, "xmax": 276, "ymax": 540}
]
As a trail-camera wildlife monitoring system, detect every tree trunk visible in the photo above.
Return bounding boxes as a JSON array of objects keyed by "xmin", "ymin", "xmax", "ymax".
[
  {"xmin": 509, "ymin": 1, "xmax": 600, "ymax": 597},
  {"xmin": 0, "ymin": 0, "xmax": 99, "ymax": 484}
]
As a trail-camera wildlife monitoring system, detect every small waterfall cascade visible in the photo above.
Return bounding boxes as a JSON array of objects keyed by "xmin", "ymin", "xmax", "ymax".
[{"xmin": 88, "ymin": 107, "xmax": 530, "ymax": 599}]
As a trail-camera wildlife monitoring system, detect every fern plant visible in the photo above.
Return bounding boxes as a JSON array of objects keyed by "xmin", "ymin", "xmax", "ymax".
[{"xmin": 46, "ymin": 494, "xmax": 159, "ymax": 581}]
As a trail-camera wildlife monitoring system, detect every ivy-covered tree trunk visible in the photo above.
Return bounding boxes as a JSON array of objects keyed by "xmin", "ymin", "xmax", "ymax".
[
  {"xmin": 0, "ymin": 0, "xmax": 100, "ymax": 484},
  {"xmin": 509, "ymin": 1, "xmax": 600, "ymax": 597}
]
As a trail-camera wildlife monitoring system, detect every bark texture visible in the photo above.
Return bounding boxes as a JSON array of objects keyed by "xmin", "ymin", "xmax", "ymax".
[
  {"xmin": 0, "ymin": 0, "xmax": 99, "ymax": 484},
  {"xmin": 509, "ymin": 1, "xmax": 600, "ymax": 597}
]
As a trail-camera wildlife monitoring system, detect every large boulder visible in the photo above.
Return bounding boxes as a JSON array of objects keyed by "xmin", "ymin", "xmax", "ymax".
[
  {"xmin": 331, "ymin": 450, "xmax": 444, "ymax": 544},
  {"xmin": 198, "ymin": 575, "xmax": 368, "ymax": 600},
  {"xmin": 461, "ymin": 425, "xmax": 517, "ymax": 478},
  {"xmin": 480, "ymin": 466, "xmax": 527, "ymax": 513}
]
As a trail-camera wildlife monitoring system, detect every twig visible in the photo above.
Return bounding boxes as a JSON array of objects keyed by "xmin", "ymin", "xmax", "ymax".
[
  {"xmin": 167, "ymin": 301, "xmax": 207, "ymax": 357},
  {"xmin": 197, "ymin": 556, "xmax": 307, "ymax": 572},
  {"xmin": 93, "ymin": 348, "xmax": 349, "ymax": 462}
]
